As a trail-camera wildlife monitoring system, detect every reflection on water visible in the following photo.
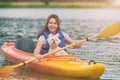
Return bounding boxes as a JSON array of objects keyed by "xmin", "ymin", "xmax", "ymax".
[{"xmin": 0, "ymin": 9, "xmax": 120, "ymax": 80}]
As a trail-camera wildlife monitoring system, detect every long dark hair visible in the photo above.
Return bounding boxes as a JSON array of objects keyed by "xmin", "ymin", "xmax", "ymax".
[{"xmin": 38, "ymin": 14, "xmax": 61, "ymax": 38}]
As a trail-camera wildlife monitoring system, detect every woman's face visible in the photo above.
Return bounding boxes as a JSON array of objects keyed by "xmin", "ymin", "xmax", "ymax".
[{"xmin": 48, "ymin": 18, "xmax": 58, "ymax": 34}]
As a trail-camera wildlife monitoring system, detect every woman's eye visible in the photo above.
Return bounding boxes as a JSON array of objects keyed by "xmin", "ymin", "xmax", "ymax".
[
  {"xmin": 49, "ymin": 22, "xmax": 52, "ymax": 24},
  {"xmin": 49, "ymin": 22, "xmax": 57, "ymax": 24}
]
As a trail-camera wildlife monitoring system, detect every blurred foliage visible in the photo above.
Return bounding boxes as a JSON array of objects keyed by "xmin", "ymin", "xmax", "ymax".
[
  {"xmin": 41, "ymin": 0, "xmax": 54, "ymax": 5},
  {"xmin": 0, "ymin": 0, "xmax": 109, "ymax": 2},
  {"xmin": 0, "ymin": 0, "xmax": 111, "ymax": 7}
]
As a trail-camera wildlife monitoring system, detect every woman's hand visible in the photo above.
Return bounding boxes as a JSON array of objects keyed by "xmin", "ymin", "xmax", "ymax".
[
  {"xmin": 34, "ymin": 53, "xmax": 42, "ymax": 59},
  {"xmin": 74, "ymin": 40, "xmax": 81, "ymax": 48}
]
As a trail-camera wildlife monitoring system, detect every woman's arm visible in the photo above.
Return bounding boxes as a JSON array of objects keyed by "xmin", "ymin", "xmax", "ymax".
[
  {"xmin": 63, "ymin": 32, "xmax": 81, "ymax": 48},
  {"xmin": 34, "ymin": 40, "xmax": 43, "ymax": 58}
]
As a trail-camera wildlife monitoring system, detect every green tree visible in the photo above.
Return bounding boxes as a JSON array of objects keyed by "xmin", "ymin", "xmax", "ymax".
[{"xmin": 41, "ymin": 0, "xmax": 54, "ymax": 5}]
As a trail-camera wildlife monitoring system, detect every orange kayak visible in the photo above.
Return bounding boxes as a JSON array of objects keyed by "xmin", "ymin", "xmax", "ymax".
[{"xmin": 1, "ymin": 42, "xmax": 105, "ymax": 79}]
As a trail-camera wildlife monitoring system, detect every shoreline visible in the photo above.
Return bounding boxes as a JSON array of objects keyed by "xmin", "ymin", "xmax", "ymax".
[{"xmin": 0, "ymin": 2, "xmax": 111, "ymax": 8}]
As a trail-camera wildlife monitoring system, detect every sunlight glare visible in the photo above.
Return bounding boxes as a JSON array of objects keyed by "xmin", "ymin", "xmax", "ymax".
[{"xmin": 113, "ymin": 0, "xmax": 120, "ymax": 6}]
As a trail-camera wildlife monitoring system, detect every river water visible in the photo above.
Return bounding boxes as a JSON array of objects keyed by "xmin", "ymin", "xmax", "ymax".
[{"xmin": 0, "ymin": 8, "xmax": 120, "ymax": 80}]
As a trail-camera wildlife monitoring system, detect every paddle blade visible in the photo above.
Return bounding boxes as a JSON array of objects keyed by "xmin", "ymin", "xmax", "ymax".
[
  {"xmin": 0, "ymin": 66, "xmax": 15, "ymax": 74},
  {"xmin": 98, "ymin": 22, "xmax": 120, "ymax": 38}
]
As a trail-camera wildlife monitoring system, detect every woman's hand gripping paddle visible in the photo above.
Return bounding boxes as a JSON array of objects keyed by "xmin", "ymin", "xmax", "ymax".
[{"xmin": 0, "ymin": 22, "xmax": 120, "ymax": 74}]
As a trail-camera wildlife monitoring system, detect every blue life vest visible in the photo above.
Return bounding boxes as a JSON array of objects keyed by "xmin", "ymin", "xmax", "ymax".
[{"xmin": 40, "ymin": 30, "xmax": 66, "ymax": 55}]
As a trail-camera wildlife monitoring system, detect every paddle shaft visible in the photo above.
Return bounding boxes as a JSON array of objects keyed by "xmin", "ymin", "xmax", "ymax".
[{"xmin": 13, "ymin": 57, "xmax": 36, "ymax": 68}]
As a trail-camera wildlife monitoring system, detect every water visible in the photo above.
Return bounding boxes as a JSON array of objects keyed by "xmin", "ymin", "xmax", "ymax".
[{"xmin": 0, "ymin": 8, "xmax": 120, "ymax": 80}]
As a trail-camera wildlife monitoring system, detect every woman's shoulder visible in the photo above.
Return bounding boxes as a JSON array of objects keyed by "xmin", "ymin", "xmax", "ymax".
[{"xmin": 38, "ymin": 35, "xmax": 47, "ymax": 44}]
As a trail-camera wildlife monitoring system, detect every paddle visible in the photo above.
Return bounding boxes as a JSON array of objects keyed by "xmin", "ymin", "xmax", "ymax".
[{"xmin": 0, "ymin": 22, "xmax": 120, "ymax": 74}]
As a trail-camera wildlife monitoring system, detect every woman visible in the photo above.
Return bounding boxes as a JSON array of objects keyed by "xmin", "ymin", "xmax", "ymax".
[{"xmin": 34, "ymin": 14, "xmax": 81, "ymax": 58}]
